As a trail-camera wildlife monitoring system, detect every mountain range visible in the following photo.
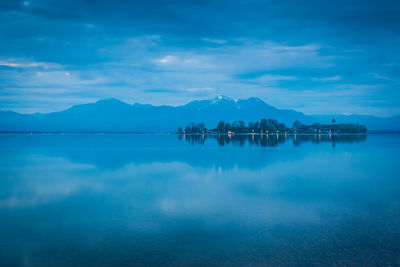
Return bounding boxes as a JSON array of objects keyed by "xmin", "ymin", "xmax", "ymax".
[{"xmin": 1, "ymin": 96, "xmax": 399, "ymax": 132}]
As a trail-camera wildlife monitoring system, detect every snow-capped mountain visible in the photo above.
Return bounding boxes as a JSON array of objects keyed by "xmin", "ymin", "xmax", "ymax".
[{"xmin": 0, "ymin": 96, "xmax": 398, "ymax": 132}]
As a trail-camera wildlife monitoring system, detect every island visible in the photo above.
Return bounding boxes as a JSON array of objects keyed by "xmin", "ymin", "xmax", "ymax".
[{"xmin": 178, "ymin": 118, "xmax": 367, "ymax": 134}]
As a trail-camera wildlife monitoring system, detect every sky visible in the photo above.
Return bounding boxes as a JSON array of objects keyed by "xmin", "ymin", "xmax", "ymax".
[{"xmin": 0, "ymin": 0, "xmax": 399, "ymax": 116}]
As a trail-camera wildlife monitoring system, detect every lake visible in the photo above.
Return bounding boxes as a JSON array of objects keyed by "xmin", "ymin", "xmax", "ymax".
[{"xmin": 0, "ymin": 134, "xmax": 399, "ymax": 266}]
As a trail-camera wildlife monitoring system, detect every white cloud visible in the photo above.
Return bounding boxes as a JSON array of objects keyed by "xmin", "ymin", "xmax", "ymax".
[
  {"xmin": 202, "ymin": 38, "xmax": 227, "ymax": 44},
  {"xmin": 147, "ymin": 41, "xmax": 328, "ymax": 74},
  {"xmin": 370, "ymin": 73, "xmax": 393, "ymax": 81},
  {"xmin": 157, "ymin": 55, "xmax": 179, "ymax": 64},
  {"xmin": 312, "ymin": 75, "xmax": 341, "ymax": 82},
  {"xmin": 185, "ymin": 87, "xmax": 213, "ymax": 92},
  {"xmin": 0, "ymin": 58, "xmax": 63, "ymax": 69},
  {"xmin": 255, "ymin": 74, "xmax": 298, "ymax": 82},
  {"xmin": 29, "ymin": 70, "xmax": 108, "ymax": 86}
]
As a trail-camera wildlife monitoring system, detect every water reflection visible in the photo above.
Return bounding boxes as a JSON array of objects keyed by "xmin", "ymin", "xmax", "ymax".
[
  {"xmin": 0, "ymin": 134, "xmax": 399, "ymax": 266},
  {"xmin": 181, "ymin": 133, "xmax": 367, "ymax": 146},
  {"xmin": 0, "ymin": 134, "xmax": 368, "ymax": 172}
]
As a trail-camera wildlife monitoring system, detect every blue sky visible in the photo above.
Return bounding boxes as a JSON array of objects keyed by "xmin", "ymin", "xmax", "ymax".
[{"xmin": 0, "ymin": 0, "xmax": 399, "ymax": 116}]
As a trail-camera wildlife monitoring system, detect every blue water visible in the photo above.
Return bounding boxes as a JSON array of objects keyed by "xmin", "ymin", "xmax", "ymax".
[{"xmin": 0, "ymin": 134, "xmax": 399, "ymax": 266}]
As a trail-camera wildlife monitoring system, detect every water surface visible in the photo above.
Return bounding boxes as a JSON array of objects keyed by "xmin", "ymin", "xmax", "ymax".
[{"xmin": 0, "ymin": 134, "xmax": 399, "ymax": 266}]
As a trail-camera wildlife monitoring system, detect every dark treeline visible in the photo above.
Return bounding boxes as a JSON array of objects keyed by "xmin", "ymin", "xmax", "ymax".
[
  {"xmin": 179, "ymin": 133, "xmax": 367, "ymax": 147},
  {"xmin": 177, "ymin": 122, "xmax": 206, "ymax": 134},
  {"xmin": 216, "ymin": 119, "xmax": 286, "ymax": 133},
  {"xmin": 180, "ymin": 119, "xmax": 286, "ymax": 134},
  {"xmin": 293, "ymin": 121, "xmax": 367, "ymax": 134},
  {"xmin": 179, "ymin": 118, "xmax": 367, "ymax": 134}
]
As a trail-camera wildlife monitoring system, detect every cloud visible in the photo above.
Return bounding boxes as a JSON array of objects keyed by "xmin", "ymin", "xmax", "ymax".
[
  {"xmin": 311, "ymin": 75, "xmax": 341, "ymax": 82},
  {"xmin": 145, "ymin": 40, "xmax": 329, "ymax": 74},
  {"xmin": 185, "ymin": 87, "xmax": 213, "ymax": 92},
  {"xmin": 202, "ymin": 38, "xmax": 227, "ymax": 44},
  {"xmin": 28, "ymin": 70, "xmax": 109, "ymax": 87},
  {"xmin": 0, "ymin": 58, "xmax": 63, "ymax": 69},
  {"xmin": 370, "ymin": 73, "xmax": 393, "ymax": 81},
  {"xmin": 156, "ymin": 55, "xmax": 179, "ymax": 64},
  {"xmin": 254, "ymin": 74, "xmax": 298, "ymax": 82}
]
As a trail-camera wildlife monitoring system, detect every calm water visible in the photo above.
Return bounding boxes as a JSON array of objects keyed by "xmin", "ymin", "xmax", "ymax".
[{"xmin": 0, "ymin": 134, "xmax": 399, "ymax": 266}]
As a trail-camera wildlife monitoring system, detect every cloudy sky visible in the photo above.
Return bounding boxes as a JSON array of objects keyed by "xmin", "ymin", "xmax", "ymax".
[{"xmin": 0, "ymin": 0, "xmax": 399, "ymax": 116}]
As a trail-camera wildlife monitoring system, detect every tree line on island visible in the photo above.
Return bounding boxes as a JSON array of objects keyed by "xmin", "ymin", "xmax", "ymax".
[{"xmin": 177, "ymin": 118, "xmax": 367, "ymax": 134}]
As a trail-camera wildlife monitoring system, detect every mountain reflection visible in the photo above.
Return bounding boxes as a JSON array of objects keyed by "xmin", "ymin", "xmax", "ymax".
[
  {"xmin": 0, "ymin": 134, "xmax": 367, "ymax": 171},
  {"xmin": 180, "ymin": 134, "xmax": 367, "ymax": 146}
]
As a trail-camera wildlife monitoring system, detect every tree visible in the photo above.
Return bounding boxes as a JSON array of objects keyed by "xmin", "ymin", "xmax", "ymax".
[
  {"xmin": 293, "ymin": 121, "xmax": 302, "ymax": 128},
  {"xmin": 268, "ymin": 119, "xmax": 278, "ymax": 126},
  {"xmin": 217, "ymin": 121, "xmax": 225, "ymax": 132},
  {"xmin": 278, "ymin": 123, "xmax": 286, "ymax": 132},
  {"xmin": 248, "ymin": 121, "xmax": 254, "ymax": 132},
  {"xmin": 359, "ymin": 125, "xmax": 367, "ymax": 133},
  {"xmin": 232, "ymin": 120, "xmax": 246, "ymax": 133},
  {"xmin": 177, "ymin": 127, "xmax": 183, "ymax": 134},
  {"xmin": 260, "ymin": 118, "xmax": 268, "ymax": 131},
  {"xmin": 332, "ymin": 118, "xmax": 336, "ymax": 124},
  {"xmin": 224, "ymin": 123, "xmax": 232, "ymax": 132},
  {"xmin": 183, "ymin": 122, "xmax": 207, "ymax": 134},
  {"xmin": 198, "ymin": 122, "xmax": 205, "ymax": 132}
]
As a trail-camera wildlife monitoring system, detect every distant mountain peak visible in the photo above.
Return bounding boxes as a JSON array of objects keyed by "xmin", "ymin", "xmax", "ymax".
[
  {"xmin": 95, "ymin": 98, "xmax": 127, "ymax": 105},
  {"xmin": 211, "ymin": 95, "xmax": 238, "ymax": 104},
  {"xmin": 246, "ymin": 97, "xmax": 263, "ymax": 102}
]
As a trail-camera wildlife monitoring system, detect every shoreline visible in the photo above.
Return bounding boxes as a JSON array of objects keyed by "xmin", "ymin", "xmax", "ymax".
[{"xmin": 0, "ymin": 131, "xmax": 398, "ymax": 135}]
